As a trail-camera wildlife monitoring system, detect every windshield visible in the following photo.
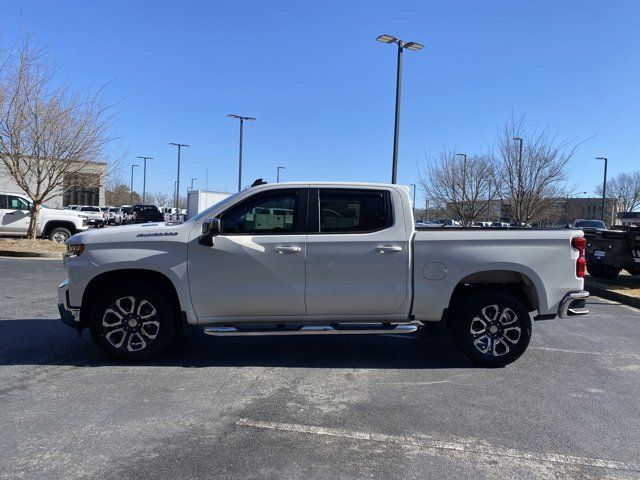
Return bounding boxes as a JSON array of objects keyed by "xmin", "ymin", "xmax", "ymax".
[{"xmin": 189, "ymin": 190, "xmax": 244, "ymax": 223}]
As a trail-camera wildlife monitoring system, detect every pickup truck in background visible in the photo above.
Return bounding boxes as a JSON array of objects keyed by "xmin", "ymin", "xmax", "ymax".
[
  {"xmin": 0, "ymin": 192, "xmax": 88, "ymax": 243},
  {"xmin": 585, "ymin": 225, "xmax": 640, "ymax": 279},
  {"xmin": 76, "ymin": 206, "xmax": 106, "ymax": 227},
  {"xmin": 58, "ymin": 182, "xmax": 589, "ymax": 367}
]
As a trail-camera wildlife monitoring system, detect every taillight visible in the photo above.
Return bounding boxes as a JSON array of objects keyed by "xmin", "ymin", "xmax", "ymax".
[{"xmin": 572, "ymin": 236, "xmax": 587, "ymax": 278}]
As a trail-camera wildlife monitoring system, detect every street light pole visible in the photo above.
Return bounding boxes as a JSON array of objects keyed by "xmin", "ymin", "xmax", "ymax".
[
  {"xmin": 227, "ymin": 114, "xmax": 256, "ymax": 192},
  {"xmin": 130, "ymin": 164, "xmax": 139, "ymax": 205},
  {"xmin": 596, "ymin": 157, "xmax": 608, "ymax": 222},
  {"xmin": 456, "ymin": 153, "xmax": 467, "ymax": 224},
  {"xmin": 169, "ymin": 143, "xmax": 189, "ymax": 209},
  {"xmin": 376, "ymin": 34, "xmax": 424, "ymax": 184},
  {"xmin": 513, "ymin": 137, "xmax": 523, "ymax": 223},
  {"xmin": 137, "ymin": 156, "xmax": 153, "ymax": 204},
  {"xmin": 410, "ymin": 183, "xmax": 416, "ymax": 218},
  {"xmin": 277, "ymin": 166, "xmax": 285, "ymax": 183}
]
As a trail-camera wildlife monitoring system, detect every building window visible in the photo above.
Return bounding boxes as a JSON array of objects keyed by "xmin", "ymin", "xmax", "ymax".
[{"xmin": 63, "ymin": 173, "xmax": 100, "ymax": 206}]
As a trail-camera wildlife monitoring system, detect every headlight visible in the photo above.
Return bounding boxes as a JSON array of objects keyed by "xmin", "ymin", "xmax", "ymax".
[{"xmin": 66, "ymin": 243, "xmax": 85, "ymax": 256}]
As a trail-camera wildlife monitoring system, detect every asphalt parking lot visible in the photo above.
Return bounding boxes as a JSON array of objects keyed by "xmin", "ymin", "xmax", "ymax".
[{"xmin": 0, "ymin": 257, "xmax": 639, "ymax": 479}]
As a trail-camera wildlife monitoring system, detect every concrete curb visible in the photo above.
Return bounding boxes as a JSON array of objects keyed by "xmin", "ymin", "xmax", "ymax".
[
  {"xmin": 0, "ymin": 250, "xmax": 62, "ymax": 259},
  {"xmin": 586, "ymin": 281, "xmax": 640, "ymax": 310}
]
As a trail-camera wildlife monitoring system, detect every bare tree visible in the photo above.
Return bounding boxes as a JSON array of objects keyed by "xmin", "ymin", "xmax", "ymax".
[
  {"xmin": 153, "ymin": 191, "xmax": 170, "ymax": 208},
  {"xmin": 492, "ymin": 115, "xmax": 576, "ymax": 225},
  {"xmin": 420, "ymin": 148, "xmax": 500, "ymax": 225},
  {"xmin": 0, "ymin": 38, "xmax": 116, "ymax": 238},
  {"xmin": 595, "ymin": 171, "xmax": 640, "ymax": 212}
]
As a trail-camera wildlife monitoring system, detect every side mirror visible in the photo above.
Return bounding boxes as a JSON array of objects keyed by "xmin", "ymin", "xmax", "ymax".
[{"xmin": 199, "ymin": 218, "xmax": 221, "ymax": 246}]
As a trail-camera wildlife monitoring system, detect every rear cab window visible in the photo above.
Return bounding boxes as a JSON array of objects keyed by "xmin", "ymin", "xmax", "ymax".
[{"xmin": 316, "ymin": 189, "xmax": 393, "ymax": 233}]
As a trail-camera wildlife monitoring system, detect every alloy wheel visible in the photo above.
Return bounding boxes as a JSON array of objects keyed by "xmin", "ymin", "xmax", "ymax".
[
  {"xmin": 102, "ymin": 296, "xmax": 160, "ymax": 352},
  {"xmin": 469, "ymin": 304, "xmax": 521, "ymax": 357}
]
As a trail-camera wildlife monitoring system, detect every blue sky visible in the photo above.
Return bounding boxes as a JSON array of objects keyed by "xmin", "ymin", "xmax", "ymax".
[{"xmin": 2, "ymin": 0, "xmax": 639, "ymax": 206}]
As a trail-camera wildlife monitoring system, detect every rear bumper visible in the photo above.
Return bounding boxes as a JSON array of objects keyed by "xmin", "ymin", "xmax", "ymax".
[
  {"xmin": 58, "ymin": 279, "xmax": 82, "ymax": 330},
  {"xmin": 558, "ymin": 290, "xmax": 590, "ymax": 318}
]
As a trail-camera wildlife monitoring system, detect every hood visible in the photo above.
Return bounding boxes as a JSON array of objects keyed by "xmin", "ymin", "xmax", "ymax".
[{"xmin": 68, "ymin": 221, "xmax": 189, "ymax": 245}]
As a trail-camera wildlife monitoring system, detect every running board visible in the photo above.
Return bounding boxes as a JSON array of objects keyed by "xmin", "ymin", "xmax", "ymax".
[{"xmin": 203, "ymin": 322, "xmax": 420, "ymax": 336}]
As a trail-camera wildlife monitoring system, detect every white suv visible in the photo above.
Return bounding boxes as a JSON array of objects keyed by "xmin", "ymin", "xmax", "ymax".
[{"xmin": 0, "ymin": 192, "xmax": 88, "ymax": 243}]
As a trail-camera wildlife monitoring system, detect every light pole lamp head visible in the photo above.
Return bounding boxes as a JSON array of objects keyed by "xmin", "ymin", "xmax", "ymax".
[
  {"xmin": 596, "ymin": 157, "xmax": 607, "ymax": 161},
  {"xmin": 404, "ymin": 41, "xmax": 425, "ymax": 51},
  {"xmin": 227, "ymin": 114, "xmax": 256, "ymax": 121},
  {"xmin": 376, "ymin": 34, "xmax": 398, "ymax": 44},
  {"xmin": 132, "ymin": 164, "xmax": 139, "ymax": 168},
  {"xmin": 455, "ymin": 153, "xmax": 467, "ymax": 160}
]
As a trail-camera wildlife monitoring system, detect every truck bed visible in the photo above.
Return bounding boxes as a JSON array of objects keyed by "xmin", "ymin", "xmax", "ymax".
[{"xmin": 411, "ymin": 228, "xmax": 583, "ymax": 321}]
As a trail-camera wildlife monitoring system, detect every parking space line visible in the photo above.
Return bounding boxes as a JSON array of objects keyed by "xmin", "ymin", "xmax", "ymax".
[
  {"xmin": 236, "ymin": 418, "xmax": 640, "ymax": 472},
  {"xmin": 531, "ymin": 346, "xmax": 640, "ymax": 359}
]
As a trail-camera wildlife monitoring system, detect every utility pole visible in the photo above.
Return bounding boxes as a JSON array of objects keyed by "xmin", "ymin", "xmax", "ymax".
[
  {"xmin": 513, "ymin": 137, "xmax": 523, "ymax": 223},
  {"xmin": 277, "ymin": 166, "xmax": 285, "ymax": 183},
  {"xmin": 410, "ymin": 183, "xmax": 416, "ymax": 217},
  {"xmin": 596, "ymin": 157, "xmax": 608, "ymax": 222},
  {"xmin": 227, "ymin": 114, "xmax": 256, "ymax": 191},
  {"xmin": 376, "ymin": 34, "xmax": 424, "ymax": 184},
  {"xmin": 137, "ymin": 156, "xmax": 153, "ymax": 204},
  {"xmin": 130, "ymin": 164, "xmax": 139, "ymax": 205},
  {"xmin": 456, "ymin": 153, "xmax": 467, "ymax": 224},
  {"xmin": 169, "ymin": 143, "xmax": 189, "ymax": 209}
]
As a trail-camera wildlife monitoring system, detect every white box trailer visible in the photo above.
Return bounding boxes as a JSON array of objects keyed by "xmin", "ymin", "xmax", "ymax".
[{"xmin": 187, "ymin": 190, "xmax": 232, "ymax": 220}]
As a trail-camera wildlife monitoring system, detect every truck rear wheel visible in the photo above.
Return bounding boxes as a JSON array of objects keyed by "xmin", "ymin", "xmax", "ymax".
[
  {"xmin": 89, "ymin": 282, "xmax": 177, "ymax": 362},
  {"xmin": 451, "ymin": 290, "xmax": 532, "ymax": 367}
]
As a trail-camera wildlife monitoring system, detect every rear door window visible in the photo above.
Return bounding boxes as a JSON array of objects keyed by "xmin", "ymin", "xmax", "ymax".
[{"xmin": 319, "ymin": 190, "xmax": 392, "ymax": 233}]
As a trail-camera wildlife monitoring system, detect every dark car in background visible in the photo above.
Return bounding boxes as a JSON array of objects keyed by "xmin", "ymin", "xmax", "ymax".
[{"xmin": 131, "ymin": 204, "xmax": 165, "ymax": 224}]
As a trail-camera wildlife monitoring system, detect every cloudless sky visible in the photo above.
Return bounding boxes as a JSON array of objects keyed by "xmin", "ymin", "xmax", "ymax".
[{"xmin": 2, "ymin": 0, "xmax": 639, "ymax": 206}]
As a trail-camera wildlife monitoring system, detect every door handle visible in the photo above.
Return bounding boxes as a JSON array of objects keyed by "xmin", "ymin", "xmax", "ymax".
[
  {"xmin": 275, "ymin": 245, "xmax": 302, "ymax": 254},
  {"xmin": 375, "ymin": 245, "xmax": 403, "ymax": 253}
]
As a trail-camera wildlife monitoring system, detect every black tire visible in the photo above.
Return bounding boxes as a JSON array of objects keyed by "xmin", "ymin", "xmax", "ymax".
[
  {"xmin": 89, "ymin": 282, "xmax": 178, "ymax": 362},
  {"xmin": 49, "ymin": 227, "xmax": 72, "ymax": 244},
  {"xmin": 451, "ymin": 290, "xmax": 532, "ymax": 368}
]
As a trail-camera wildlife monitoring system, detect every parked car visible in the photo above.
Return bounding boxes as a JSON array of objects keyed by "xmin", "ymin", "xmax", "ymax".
[
  {"xmin": 584, "ymin": 225, "xmax": 640, "ymax": 279},
  {"xmin": 573, "ymin": 219, "xmax": 606, "ymax": 232},
  {"xmin": 66, "ymin": 205, "xmax": 79, "ymax": 210},
  {"xmin": 59, "ymin": 181, "xmax": 589, "ymax": 366},
  {"xmin": 418, "ymin": 218, "xmax": 462, "ymax": 227},
  {"xmin": 130, "ymin": 204, "xmax": 165, "ymax": 224},
  {"xmin": 106, "ymin": 207, "xmax": 123, "ymax": 225},
  {"xmin": 472, "ymin": 221, "xmax": 492, "ymax": 227},
  {"xmin": 491, "ymin": 222, "xmax": 510, "ymax": 228},
  {"xmin": 76, "ymin": 206, "xmax": 106, "ymax": 227},
  {"xmin": 119, "ymin": 205, "xmax": 134, "ymax": 224},
  {"xmin": 0, "ymin": 192, "xmax": 88, "ymax": 243}
]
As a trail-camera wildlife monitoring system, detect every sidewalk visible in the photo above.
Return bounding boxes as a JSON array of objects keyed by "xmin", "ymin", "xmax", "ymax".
[{"xmin": 586, "ymin": 272, "xmax": 640, "ymax": 309}]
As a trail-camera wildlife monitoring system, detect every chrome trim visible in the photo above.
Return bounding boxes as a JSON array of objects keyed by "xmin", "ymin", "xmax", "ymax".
[
  {"xmin": 203, "ymin": 322, "xmax": 420, "ymax": 336},
  {"xmin": 558, "ymin": 290, "xmax": 590, "ymax": 318}
]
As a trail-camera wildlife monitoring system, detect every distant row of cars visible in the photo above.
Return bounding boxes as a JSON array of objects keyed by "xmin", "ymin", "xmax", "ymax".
[
  {"xmin": 415, "ymin": 219, "xmax": 531, "ymax": 228},
  {"xmin": 65, "ymin": 204, "xmax": 165, "ymax": 226}
]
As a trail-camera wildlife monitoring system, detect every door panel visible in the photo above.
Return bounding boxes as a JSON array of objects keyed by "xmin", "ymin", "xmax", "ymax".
[
  {"xmin": 305, "ymin": 188, "xmax": 410, "ymax": 316},
  {"xmin": 1, "ymin": 196, "xmax": 31, "ymax": 233},
  {"xmin": 187, "ymin": 188, "xmax": 308, "ymax": 320},
  {"xmin": 188, "ymin": 234, "xmax": 307, "ymax": 318}
]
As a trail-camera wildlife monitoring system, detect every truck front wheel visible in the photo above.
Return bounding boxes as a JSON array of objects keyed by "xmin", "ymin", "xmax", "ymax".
[
  {"xmin": 89, "ymin": 282, "xmax": 178, "ymax": 362},
  {"xmin": 451, "ymin": 290, "xmax": 532, "ymax": 367}
]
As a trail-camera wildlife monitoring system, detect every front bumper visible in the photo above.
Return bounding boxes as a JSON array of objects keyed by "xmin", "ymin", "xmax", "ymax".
[
  {"xmin": 558, "ymin": 290, "xmax": 590, "ymax": 318},
  {"xmin": 58, "ymin": 279, "xmax": 82, "ymax": 330}
]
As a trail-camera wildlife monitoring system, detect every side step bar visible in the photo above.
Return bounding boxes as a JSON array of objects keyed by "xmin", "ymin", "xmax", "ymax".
[{"xmin": 203, "ymin": 322, "xmax": 420, "ymax": 337}]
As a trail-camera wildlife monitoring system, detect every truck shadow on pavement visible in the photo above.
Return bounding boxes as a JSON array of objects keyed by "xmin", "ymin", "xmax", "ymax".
[{"xmin": 0, "ymin": 318, "xmax": 472, "ymax": 369}]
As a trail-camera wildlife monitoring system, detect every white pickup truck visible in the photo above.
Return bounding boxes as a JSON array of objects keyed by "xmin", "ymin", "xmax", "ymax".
[
  {"xmin": 0, "ymin": 192, "xmax": 88, "ymax": 243},
  {"xmin": 58, "ymin": 182, "xmax": 589, "ymax": 366}
]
